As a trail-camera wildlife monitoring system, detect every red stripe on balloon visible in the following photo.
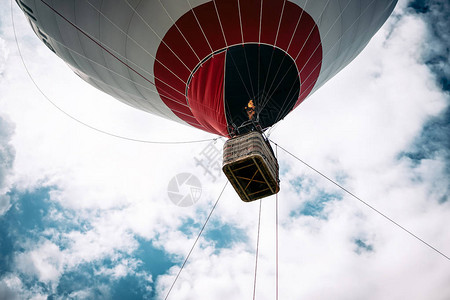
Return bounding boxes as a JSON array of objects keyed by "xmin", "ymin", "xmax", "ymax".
[
  {"xmin": 187, "ymin": 52, "xmax": 228, "ymax": 136},
  {"xmin": 260, "ymin": 0, "xmax": 285, "ymax": 45},
  {"xmin": 192, "ymin": 4, "xmax": 227, "ymax": 51},
  {"xmin": 154, "ymin": 0, "xmax": 322, "ymax": 136},
  {"xmin": 214, "ymin": 0, "xmax": 242, "ymax": 45},
  {"xmin": 174, "ymin": 11, "xmax": 212, "ymax": 61},
  {"xmin": 239, "ymin": 0, "xmax": 260, "ymax": 43}
]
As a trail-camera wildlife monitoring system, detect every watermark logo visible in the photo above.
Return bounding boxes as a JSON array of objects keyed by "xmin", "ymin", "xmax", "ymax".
[
  {"xmin": 194, "ymin": 139, "xmax": 223, "ymax": 182},
  {"xmin": 167, "ymin": 173, "xmax": 202, "ymax": 207}
]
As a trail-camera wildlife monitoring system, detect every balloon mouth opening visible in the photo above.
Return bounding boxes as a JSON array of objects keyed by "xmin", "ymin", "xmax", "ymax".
[{"xmin": 187, "ymin": 43, "xmax": 301, "ymax": 136}]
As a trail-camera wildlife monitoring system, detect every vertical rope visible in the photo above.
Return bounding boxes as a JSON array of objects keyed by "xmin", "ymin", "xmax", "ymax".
[
  {"xmin": 237, "ymin": 0, "xmax": 244, "ymax": 44},
  {"xmin": 227, "ymin": 52, "xmax": 253, "ymax": 100},
  {"xmin": 165, "ymin": 182, "xmax": 228, "ymax": 300},
  {"xmin": 275, "ymin": 144, "xmax": 279, "ymax": 300},
  {"xmin": 253, "ymin": 199, "xmax": 263, "ymax": 300},
  {"xmin": 257, "ymin": 0, "xmax": 263, "ymax": 112},
  {"xmin": 258, "ymin": 0, "xmax": 263, "ymax": 44}
]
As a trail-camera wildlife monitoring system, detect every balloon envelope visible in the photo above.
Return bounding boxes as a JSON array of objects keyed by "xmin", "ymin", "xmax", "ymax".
[{"xmin": 17, "ymin": 0, "xmax": 397, "ymax": 136}]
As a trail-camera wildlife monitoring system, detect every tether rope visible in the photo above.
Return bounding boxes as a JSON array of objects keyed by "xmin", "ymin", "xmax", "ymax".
[
  {"xmin": 253, "ymin": 199, "xmax": 263, "ymax": 300},
  {"xmin": 11, "ymin": 1, "xmax": 219, "ymax": 144},
  {"xmin": 164, "ymin": 181, "xmax": 228, "ymax": 300},
  {"xmin": 275, "ymin": 144, "xmax": 279, "ymax": 300},
  {"xmin": 272, "ymin": 141, "xmax": 450, "ymax": 262}
]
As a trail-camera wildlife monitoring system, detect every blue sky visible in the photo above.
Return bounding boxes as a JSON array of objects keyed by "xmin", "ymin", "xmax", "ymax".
[{"xmin": 1, "ymin": 0, "xmax": 449, "ymax": 299}]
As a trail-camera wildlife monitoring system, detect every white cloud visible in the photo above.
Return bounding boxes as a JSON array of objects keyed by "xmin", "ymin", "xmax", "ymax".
[
  {"xmin": 96, "ymin": 258, "xmax": 141, "ymax": 280},
  {"xmin": 155, "ymin": 245, "xmax": 256, "ymax": 300},
  {"xmin": 15, "ymin": 240, "xmax": 64, "ymax": 283},
  {"xmin": 0, "ymin": 36, "xmax": 8, "ymax": 75},
  {"xmin": 0, "ymin": 114, "xmax": 15, "ymax": 216},
  {"xmin": 0, "ymin": 274, "xmax": 47, "ymax": 300},
  {"xmin": 154, "ymin": 2, "xmax": 450, "ymax": 299},
  {"xmin": 0, "ymin": 194, "xmax": 11, "ymax": 215},
  {"xmin": 0, "ymin": 0, "xmax": 449, "ymax": 299},
  {"xmin": 0, "ymin": 275, "xmax": 20, "ymax": 300}
]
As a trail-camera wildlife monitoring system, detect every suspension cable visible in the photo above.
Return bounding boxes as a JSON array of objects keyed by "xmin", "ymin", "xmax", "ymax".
[
  {"xmin": 253, "ymin": 199, "xmax": 263, "ymax": 300},
  {"xmin": 11, "ymin": 2, "xmax": 222, "ymax": 145},
  {"xmin": 165, "ymin": 181, "xmax": 228, "ymax": 300},
  {"xmin": 272, "ymin": 141, "xmax": 450, "ymax": 262},
  {"xmin": 275, "ymin": 144, "xmax": 279, "ymax": 300},
  {"xmin": 227, "ymin": 50, "xmax": 253, "ymax": 100}
]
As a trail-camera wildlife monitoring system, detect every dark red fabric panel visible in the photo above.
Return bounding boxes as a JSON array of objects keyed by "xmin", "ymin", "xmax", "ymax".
[
  {"xmin": 191, "ymin": 3, "xmax": 227, "ymax": 51},
  {"xmin": 153, "ymin": 65, "xmax": 186, "ymax": 94},
  {"xmin": 292, "ymin": 26, "xmax": 322, "ymax": 107},
  {"xmin": 295, "ymin": 55, "xmax": 322, "ymax": 108},
  {"xmin": 154, "ymin": 78, "xmax": 198, "ymax": 123},
  {"xmin": 240, "ymin": 0, "xmax": 261, "ymax": 43},
  {"xmin": 160, "ymin": 25, "xmax": 199, "ymax": 71},
  {"xmin": 154, "ymin": 43, "xmax": 191, "ymax": 82},
  {"xmin": 187, "ymin": 52, "xmax": 228, "ymax": 136},
  {"xmin": 175, "ymin": 11, "xmax": 212, "ymax": 61},
  {"xmin": 160, "ymin": 95, "xmax": 201, "ymax": 125},
  {"xmin": 214, "ymin": 0, "xmax": 242, "ymax": 46},
  {"xmin": 291, "ymin": 29, "xmax": 321, "ymax": 70},
  {"xmin": 154, "ymin": 0, "xmax": 323, "ymax": 136},
  {"xmin": 275, "ymin": 2, "xmax": 304, "ymax": 50},
  {"xmin": 276, "ymin": 2, "xmax": 322, "ymax": 108},
  {"xmin": 260, "ymin": 0, "xmax": 284, "ymax": 45}
]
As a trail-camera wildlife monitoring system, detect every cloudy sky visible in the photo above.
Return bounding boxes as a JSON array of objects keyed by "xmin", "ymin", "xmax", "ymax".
[{"xmin": 1, "ymin": 0, "xmax": 449, "ymax": 299}]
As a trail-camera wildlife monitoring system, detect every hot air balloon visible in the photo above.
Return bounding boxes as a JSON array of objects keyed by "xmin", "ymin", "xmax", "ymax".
[{"xmin": 16, "ymin": 0, "xmax": 397, "ymax": 201}]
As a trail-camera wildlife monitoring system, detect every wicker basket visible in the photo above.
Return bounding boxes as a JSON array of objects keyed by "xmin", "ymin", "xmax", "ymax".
[{"xmin": 222, "ymin": 131, "xmax": 279, "ymax": 202}]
